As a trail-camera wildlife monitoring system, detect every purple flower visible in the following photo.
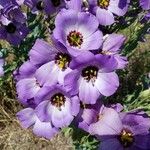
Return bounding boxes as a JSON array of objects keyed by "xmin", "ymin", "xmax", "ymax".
[
  {"xmin": 29, "ymin": 39, "xmax": 73, "ymax": 86},
  {"xmin": 35, "ymin": 85, "xmax": 80, "ymax": 128},
  {"xmin": 29, "ymin": 39, "xmax": 59, "ymax": 66},
  {"xmin": 53, "ymin": 9, "xmax": 103, "ymax": 56},
  {"xmin": 17, "ymin": 107, "xmax": 59, "ymax": 139},
  {"xmin": 16, "ymin": 39, "xmax": 73, "ymax": 107},
  {"xmin": 34, "ymin": 60, "xmax": 72, "ymax": 87},
  {"xmin": 88, "ymin": 0, "xmax": 129, "ymax": 26},
  {"xmin": 24, "ymin": 0, "xmax": 66, "ymax": 15},
  {"xmin": 29, "ymin": 38, "xmax": 73, "ymax": 67},
  {"xmin": 0, "ymin": 20, "xmax": 29, "ymax": 45},
  {"xmin": 0, "ymin": 0, "xmax": 28, "ymax": 45},
  {"xmin": 64, "ymin": 53, "xmax": 119, "ymax": 104},
  {"xmin": 0, "ymin": 58, "xmax": 4, "ymax": 76},
  {"xmin": 140, "ymin": 0, "xmax": 150, "ymax": 10},
  {"xmin": 89, "ymin": 108, "xmax": 150, "ymax": 150},
  {"xmin": 100, "ymin": 33, "xmax": 128, "ymax": 69}
]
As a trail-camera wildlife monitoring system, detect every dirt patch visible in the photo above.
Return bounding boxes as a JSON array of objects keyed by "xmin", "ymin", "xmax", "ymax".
[{"xmin": 0, "ymin": 120, "xmax": 74, "ymax": 150}]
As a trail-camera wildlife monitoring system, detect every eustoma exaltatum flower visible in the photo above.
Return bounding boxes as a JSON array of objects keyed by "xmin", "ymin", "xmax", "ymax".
[
  {"xmin": 65, "ymin": 53, "xmax": 119, "ymax": 104},
  {"xmin": 53, "ymin": 9, "xmax": 103, "ymax": 56},
  {"xmin": 89, "ymin": 108, "xmax": 150, "ymax": 150},
  {"xmin": 0, "ymin": 2, "xmax": 28, "ymax": 45},
  {"xmin": 15, "ymin": 39, "xmax": 73, "ymax": 106},
  {"xmin": 88, "ymin": 0, "xmax": 129, "ymax": 26},
  {"xmin": 14, "ymin": 39, "xmax": 51, "ymax": 106},
  {"xmin": 0, "ymin": 20, "xmax": 29, "ymax": 45},
  {"xmin": 17, "ymin": 107, "xmax": 59, "ymax": 139},
  {"xmin": 35, "ymin": 85, "xmax": 80, "ymax": 128},
  {"xmin": 29, "ymin": 39, "xmax": 72, "ymax": 86}
]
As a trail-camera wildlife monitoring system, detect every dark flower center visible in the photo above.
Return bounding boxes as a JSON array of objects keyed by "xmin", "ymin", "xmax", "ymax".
[
  {"xmin": 55, "ymin": 53, "xmax": 71, "ymax": 70},
  {"xmin": 36, "ymin": 1, "xmax": 44, "ymax": 10},
  {"xmin": 82, "ymin": 66, "xmax": 98, "ymax": 82},
  {"xmin": 51, "ymin": 93, "xmax": 66, "ymax": 108},
  {"xmin": 119, "ymin": 129, "xmax": 134, "ymax": 148},
  {"xmin": 98, "ymin": 0, "xmax": 110, "ymax": 9},
  {"xmin": 51, "ymin": 0, "xmax": 61, "ymax": 7},
  {"xmin": 67, "ymin": 30, "xmax": 83, "ymax": 48},
  {"xmin": 5, "ymin": 23, "xmax": 16, "ymax": 34}
]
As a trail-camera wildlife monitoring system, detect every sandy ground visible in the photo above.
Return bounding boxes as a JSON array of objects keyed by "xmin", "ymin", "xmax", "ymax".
[{"xmin": 0, "ymin": 121, "xmax": 74, "ymax": 150}]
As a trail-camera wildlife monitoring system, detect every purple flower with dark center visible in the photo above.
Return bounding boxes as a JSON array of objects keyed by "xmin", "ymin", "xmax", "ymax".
[
  {"xmin": 29, "ymin": 38, "xmax": 71, "ymax": 66},
  {"xmin": 88, "ymin": 0, "xmax": 129, "ymax": 26},
  {"xmin": 140, "ymin": 0, "xmax": 150, "ymax": 10},
  {"xmin": 53, "ymin": 9, "xmax": 103, "ymax": 56},
  {"xmin": 35, "ymin": 85, "xmax": 80, "ymax": 128},
  {"xmin": 24, "ymin": 0, "xmax": 66, "ymax": 15},
  {"xmin": 89, "ymin": 108, "xmax": 150, "ymax": 150},
  {"xmin": 0, "ymin": 58, "xmax": 4, "ymax": 76},
  {"xmin": 29, "ymin": 39, "xmax": 73, "ymax": 86},
  {"xmin": 16, "ymin": 39, "xmax": 72, "ymax": 107},
  {"xmin": 64, "ymin": 53, "xmax": 119, "ymax": 104},
  {"xmin": 0, "ymin": 20, "xmax": 29, "ymax": 45},
  {"xmin": 16, "ymin": 57, "xmax": 68, "ymax": 107},
  {"xmin": 34, "ymin": 59, "xmax": 72, "ymax": 87},
  {"xmin": 99, "ymin": 33, "xmax": 128, "ymax": 69},
  {"xmin": 17, "ymin": 107, "xmax": 59, "ymax": 139}
]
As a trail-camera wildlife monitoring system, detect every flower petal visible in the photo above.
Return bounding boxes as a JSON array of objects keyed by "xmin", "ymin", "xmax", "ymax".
[
  {"xmin": 17, "ymin": 108, "xmax": 36, "ymax": 129},
  {"xmin": 95, "ymin": 72, "xmax": 119, "ymax": 96},
  {"xmin": 96, "ymin": 8, "xmax": 114, "ymax": 26},
  {"xmin": 79, "ymin": 78, "xmax": 100, "ymax": 104}
]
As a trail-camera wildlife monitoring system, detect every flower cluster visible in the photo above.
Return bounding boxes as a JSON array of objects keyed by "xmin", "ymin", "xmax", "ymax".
[{"xmin": 0, "ymin": 0, "xmax": 147, "ymax": 150}]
